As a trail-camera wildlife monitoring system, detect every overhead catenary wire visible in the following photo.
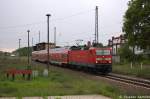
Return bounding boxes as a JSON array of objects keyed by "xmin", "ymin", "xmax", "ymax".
[
  {"xmin": 0, "ymin": 8, "xmax": 124, "ymax": 33},
  {"xmin": 0, "ymin": 21, "xmax": 45, "ymax": 30},
  {"xmin": 51, "ymin": 9, "xmax": 94, "ymax": 22},
  {"xmin": 0, "ymin": 9, "xmax": 94, "ymax": 30},
  {"xmin": 0, "ymin": 7, "xmax": 122, "ymax": 42},
  {"xmin": 0, "ymin": 8, "xmax": 122, "ymax": 49},
  {"xmin": 0, "ymin": 9, "xmax": 96, "ymax": 48}
]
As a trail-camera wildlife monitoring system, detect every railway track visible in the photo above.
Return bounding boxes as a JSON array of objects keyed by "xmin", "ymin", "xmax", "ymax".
[
  {"xmin": 34, "ymin": 61, "xmax": 150, "ymax": 89},
  {"xmin": 105, "ymin": 73, "xmax": 150, "ymax": 89}
]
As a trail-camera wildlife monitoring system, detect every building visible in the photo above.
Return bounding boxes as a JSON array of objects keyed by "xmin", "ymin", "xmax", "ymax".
[
  {"xmin": 108, "ymin": 34, "xmax": 144, "ymax": 63},
  {"xmin": 108, "ymin": 35, "xmax": 126, "ymax": 55},
  {"xmin": 33, "ymin": 42, "xmax": 55, "ymax": 51},
  {"xmin": 108, "ymin": 35, "xmax": 126, "ymax": 63}
]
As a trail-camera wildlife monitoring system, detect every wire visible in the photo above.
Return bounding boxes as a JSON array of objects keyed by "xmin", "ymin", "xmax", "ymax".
[
  {"xmin": 0, "ymin": 21, "xmax": 45, "ymax": 29},
  {"xmin": 51, "ymin": 9, "xmax": 94, "ymax": 22},
  {"xmin": 0, "ymin": 9, "xmax": 94, "ymax": 30}
]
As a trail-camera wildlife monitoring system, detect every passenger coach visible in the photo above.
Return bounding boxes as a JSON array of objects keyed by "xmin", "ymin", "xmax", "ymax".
[{"xmin": 32, "ymin": 46, "xmax": 112, "ymax": 74}]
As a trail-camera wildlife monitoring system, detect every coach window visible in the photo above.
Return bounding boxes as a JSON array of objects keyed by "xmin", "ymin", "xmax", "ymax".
[{"xmin": 62, "ymin": 54, "xmax": 67, "ymax": 58}]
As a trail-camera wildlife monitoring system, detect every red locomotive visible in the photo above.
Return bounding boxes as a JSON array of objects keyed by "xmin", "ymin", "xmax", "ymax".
[
  {"xmin": 68, "ymin": 47, "xmax": 112, "ymax": 73},
  {"xmin": 32, "ymin": 46, "xmax": 112, "ymax": 74}
]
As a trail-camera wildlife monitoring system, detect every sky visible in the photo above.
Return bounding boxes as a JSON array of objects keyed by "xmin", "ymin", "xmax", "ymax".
[{"xmin": 0, "ymin": 0, "xmax": 130, "ymax": 52}]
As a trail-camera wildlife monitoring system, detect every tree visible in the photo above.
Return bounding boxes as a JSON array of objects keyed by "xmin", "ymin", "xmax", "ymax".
[
  {"xmin": 13, "ymin": 47, "xmax": 32, "ymax": 56},
  {"xmin": 118, "ymin": 44, "xmax": 134, "ymax": 62},
  {"xmin": 123, "ymin": 0, "xmax": 150, "ymax": 50}
]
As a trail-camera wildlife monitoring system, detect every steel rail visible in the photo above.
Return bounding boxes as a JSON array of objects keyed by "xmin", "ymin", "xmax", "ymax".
[{"xmin": 106, "ymin": 73, "xmax": 150, "ymax": 89}]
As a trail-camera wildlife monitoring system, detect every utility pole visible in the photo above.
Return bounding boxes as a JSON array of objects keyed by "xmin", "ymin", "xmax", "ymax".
[
  {"xmin": 54, "ymin": 27, "xmax": 56, "ymax": 47},
  {"xmin": 31, "ymin": 37, "xmax": 33, "ymax": 66},
  {"xmin": 46, "ymin": 14, "xmax": 51, "ymax": 70},
  {"xmin": 95, "ymin": 6, "xmax": 99, "ymax": 44},
  {"xmin": 18, "ymin": 38, "xmax": 21, "ymax": 57},
  {"xmin": 32, "ymin": 37, "xmax": 33, "ymax": 52},
  {"xmin": 39, "ymin": 31, "xmax": 40, "ymax": 44},
  {"xmin": 27, "ymin": 30, "xmax": 30, "ymax": 68},
  {"xmin": 19, "ymin": 39, "xmax": 21, "ymax": 49}
]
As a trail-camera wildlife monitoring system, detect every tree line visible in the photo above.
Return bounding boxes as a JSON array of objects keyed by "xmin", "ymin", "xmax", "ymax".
[
  {"xmin": 120, "ymin": 0, "xmax": 150, "ymax": 62},
  {"xmin": 13, "ymin": 47, "xmax": 32, "ymax": 56}
]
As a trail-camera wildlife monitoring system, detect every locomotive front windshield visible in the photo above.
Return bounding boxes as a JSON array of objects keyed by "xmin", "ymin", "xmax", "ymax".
[{"xmin": 96, "ymin": 50, "xmax": 110, "ymax": 55}]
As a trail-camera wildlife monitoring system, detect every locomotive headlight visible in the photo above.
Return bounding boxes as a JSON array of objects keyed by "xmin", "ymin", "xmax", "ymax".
[
  {"xmin": 96, "ymin": 61, "xmax": 98, "ymax": 63},
  {"xmin": 105, "ymin": 58, "xmax": 111, "ymax": 60},
  {"xmin": 96, "ymin": 58, "xmax": 102, "ymax": 60}
]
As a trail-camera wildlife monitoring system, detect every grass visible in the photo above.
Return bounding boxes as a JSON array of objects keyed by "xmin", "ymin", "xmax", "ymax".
[
  {"xmin": 112, "ymin": 62, "xmax": 150, "ymax": 79},
  {"xmin": 0, "ymin": 70, "xmax": 119, "ymax": 97},
  {"xmin": 0, "ymin": 56, "xmax": 121, "ymax": 98}
]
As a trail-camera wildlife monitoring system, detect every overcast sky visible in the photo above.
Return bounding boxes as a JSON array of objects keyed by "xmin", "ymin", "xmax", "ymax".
[{"xmin": 0, "ymin": 0, "xmax": 129, "ymax": 52}]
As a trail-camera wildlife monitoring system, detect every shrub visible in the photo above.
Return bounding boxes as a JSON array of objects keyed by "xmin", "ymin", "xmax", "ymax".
[{"xmin": 118, "ymin": 44, "xmax": 134, "ymax": 62}]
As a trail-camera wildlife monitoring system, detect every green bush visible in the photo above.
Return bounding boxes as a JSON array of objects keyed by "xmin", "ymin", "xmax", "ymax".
[{"xmin": 118, "ymin": 44, "xmax": 134, "ymax": 62}]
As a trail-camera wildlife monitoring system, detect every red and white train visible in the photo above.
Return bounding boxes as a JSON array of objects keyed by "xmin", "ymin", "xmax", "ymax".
[{"xmin": 32, "ymin": 46, "xmax": 112, "ymax": 74}]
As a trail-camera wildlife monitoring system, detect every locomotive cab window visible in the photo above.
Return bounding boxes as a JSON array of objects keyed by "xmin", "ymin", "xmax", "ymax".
[{"xmin": 96, "ymin": 50, "xmax": 110, "ymax": 55}]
